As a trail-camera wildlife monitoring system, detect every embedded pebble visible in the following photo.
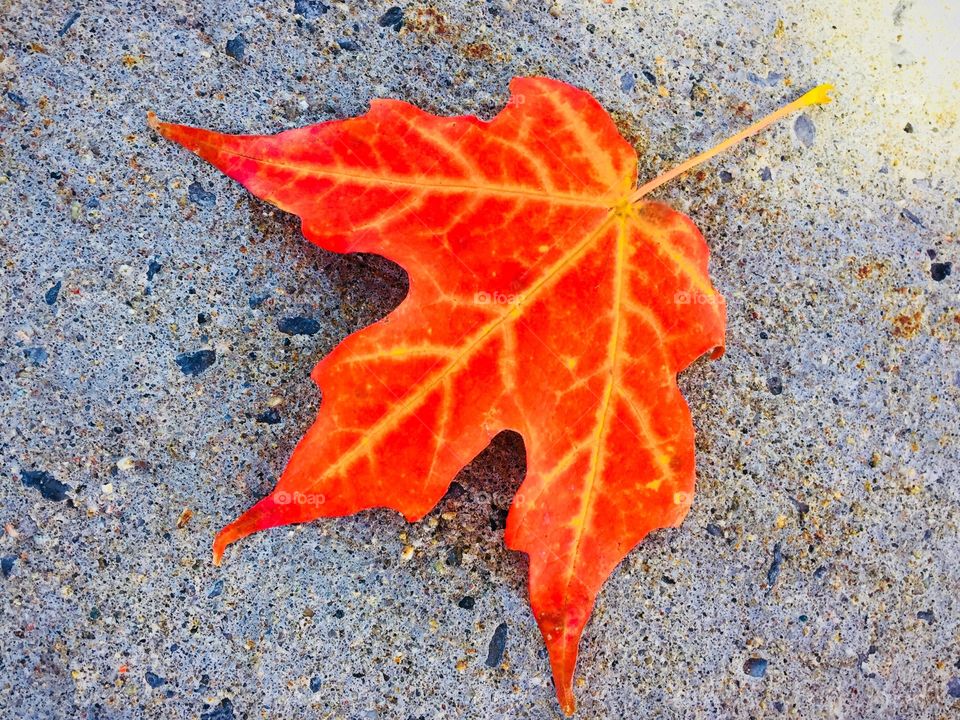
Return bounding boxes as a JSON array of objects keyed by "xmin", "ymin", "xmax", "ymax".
[
  {"xmin": 226, "ymin": 35, "xmax": 246, "ymax": 61},
  {"xmin": 948, "ymin": 678, "xmax": 960, "ymax": 699},
  {"xmin": 378, "ymin": 7, "xmax": 404, "ymax": 31},
  {"xmin": 147, "ymin": 259, "xmax": 162, "ymax": 281},
  {"xmin": 931, "ymin": 262, "xmax": 951, "ymax": 281},
  {"xmin": 188, "ymin": 182, "xmax": 217, "ymax": 209},
  {"xmin": 278, "ymin": 317, "xmax": 320, "ymax": 335},
  {"xmin": 485, "ymin": 623, "xmax": 508, "ymax": 667},
  {"xmin": 45, "ymin": 280, "xmax": 61, "ymax": 305},
  {"xmin": 208, "ymin": 579, "xmax": 224, "ymax": 598},
  {"xmin": 457, "ymin": 596, "xmax": 475, "ymax": 610},
  {"xmin": 901, "ymin": 208, "xmax": 924, "ymax": 227},
  {"xmin": 21, "ymin": 470, "xmax": 70, "ymax": 501},
  {"xmin": 23, "ymin": 347, "xmax": 48, "ymax": 365},
  {"xmin": 743, "ymin": 658, "xmax": 768, "ymax": 678},
  {"xmin": 794, "ymin": 114, "xmax": 816, "ymax": 148},
  {"xmin": 294, "ymin": 0, "xmax": 328, "ymax": 18},
  {"xmin": 200, "ymin": 699, "xmax": 235, "ymax": 720},
  {"xmin": 767, "ymin": 541, "xmax": 783, "ymax": 589},
  {"xmin": 145, "ymin": 671, "xmax": 166, "ymax": 688},
  {"xmin": 254, "ymin": 408, "xmax": 282, "ymax": 425},
  {"xmin": 175, "ymin": 349, "xmax": 217, "ymax": 376}
]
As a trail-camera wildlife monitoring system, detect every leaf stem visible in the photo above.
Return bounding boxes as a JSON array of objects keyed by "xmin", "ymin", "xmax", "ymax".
[{"xmin": 630, "ymin": 84, "xmax": 834, "ymax": 203}]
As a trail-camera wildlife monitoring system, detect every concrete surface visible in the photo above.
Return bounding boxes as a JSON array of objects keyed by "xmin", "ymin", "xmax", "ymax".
[{"xmin": 1, "ymin": 1, "xmax": 958, "ymax": 718}]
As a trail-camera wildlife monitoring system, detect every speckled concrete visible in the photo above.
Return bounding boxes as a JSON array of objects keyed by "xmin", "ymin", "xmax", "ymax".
[{"xmin": 1, "ymin": 1, "xmax": 958, "ymax": 718}]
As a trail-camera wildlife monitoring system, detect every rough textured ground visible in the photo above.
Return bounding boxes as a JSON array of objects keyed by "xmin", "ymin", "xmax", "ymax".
[{"xmin": 1, "ymin": 1, "xmax": 958, "ymax": 718}]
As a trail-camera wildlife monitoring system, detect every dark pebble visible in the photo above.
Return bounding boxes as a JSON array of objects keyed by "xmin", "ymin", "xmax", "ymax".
[
  {"xmin": 378, "ymin": 6, "xmax": 404, "ymax": 31},
  {"xmin": 255, "ymin": 408, "xmax": 282, "ymax": 425},
  {"xmin": 21, "ymin": 469, "xmax": 70, "ymax": 502},
  {"xmin": 278, "ymin": 317, "xmax": 320, "ymax": 335},
  {"xmin": 337, "ymin": 39, "xmax": 360, "ymax": 52},
  {"xmin": 445, "ymin": 547, "xmax": 462, "ymax": 566},
  {"xmin": 58, "ymin": 10, "xmax": 81, "ymax": 37},
  {"xmin": 767, "ymin": 376, "xmax": 783, "ymax": 395},
  {"xmin": 485, "ymin": 623, "xmax": 508, "ymax": 667},
  {"xmin": 201, "ymin": 699, "xmax": 235, "ymax": 720},
  {"xmin": 1, "ymin": 557, "xmax": 15, "ymax": 578},
  {"xmin": 773, "ymin": 701, "xmax": 785, "ymax": 712},
  {"xmin": 642, "ymin": 70, "xmax": 656, "ymax": 85},
  {"xmin": 145, "ymin": 671, "xmax": 166, "ymax": 688},
  {"xmin": 719, "ymin": 170, "xmax": 733, "ymax": 183},
  {"xmin": 620, "ymin": 72, "xmax": 635, "ymax": 93},
  {"xmin": 586, "ymin": 23, "xmax": 596, "ymax": 33},
  {"xmin": 916, "ymin": 609, "xmax": 935, "ymax": 624},
  {"xmin": 207, "ymin": 579, "xmax": 224, "ymax": 598},
  {"xmin": 45, "ymin": 280, "xmax": 62, "ymax": 305},
  {"xmin": 743, "ymin": 657, "xmax": 768, "ymax": 678},
  {"xmin": 760, "ymin": 167, "xmax": 772, "ymax": 181},
  {"xmin": 948, "ymin": 677, "xmax": 960, "ymax": 698},
  {"xmin": 458, "ymin": 596, "xmax": 475, "ymax": 610},
  {"xmin": 197, "ymin": 312, "xmax": 210, "ymax": 325},
  {"xmin": 176, "ymin": 349, "xmax": 216, "ymax": 376},
  {"xmin": 23, "ymin": 347, "xmax": 48, "ymax": 365},
  {"xmin": 794, "ymin": 114, "xmax": 815, "ymax": 148},
  {"xmin": 309, "ymin": 676, "xmax": 322, "ymax": 692},
  {"xmin": 332, "ymin": 608, "xmax": 344, "ymax": 619},
  {"xmin": 147, "ymin": 259, "xmax": 162, "ymax": 282},
  {"xmin": 88, "ymin": 607, "xmax": 101, "ymax": 621},
  {"xmin": 767, "ymin": 541, "xmax": 783, "ymax": 589},
  {"xmin": 225, "ymin": 35, "xmax": 246, "ymax": 61},
  {"xmin": 813, "ymin": 565, "xmax": 828, "ymax": 580},
  {"xmin": 188, "ymin": 182, "xmax": 216, "ymax": 209},
  {"xmin": 5, "ymin": 91, "xmax": 27, "ymax": 110},
  {"xmin": 706, "ymin": 523, "xmax": 722, "ymax": 536},
  {"xmin": 249, "ymin": 293, "xmax": 270, "ymax": 309},
  {"xmin": 294, "ymin": 0, "xmax": 329, "ymax": 18},
  {"xmin": 931, "ymin": 262, "xmax": 952, "ymax": 281},
  {"xmin": 903, "ymin": 122, "xmax": 913, "ymax": 133},
  {"xmin": 901, "ymin": 208, "xmax": 924, "ymax": 227}
]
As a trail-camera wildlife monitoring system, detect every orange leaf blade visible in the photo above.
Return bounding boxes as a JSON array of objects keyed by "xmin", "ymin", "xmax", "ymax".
[{"xmin": 154, "ymin": 77, "xmax": 726, "ymax": 714}]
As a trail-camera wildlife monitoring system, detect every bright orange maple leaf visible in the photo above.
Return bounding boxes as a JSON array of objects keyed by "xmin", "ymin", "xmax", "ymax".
[{"xmin": 151, "ymin": 78, "xmax": 831, "ymax": 714}]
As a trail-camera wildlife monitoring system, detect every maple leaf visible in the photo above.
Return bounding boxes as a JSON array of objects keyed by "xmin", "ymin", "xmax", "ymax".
[{"xmin": 150, "ymin": 78, "xmax": 832, "ymax": 714}]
